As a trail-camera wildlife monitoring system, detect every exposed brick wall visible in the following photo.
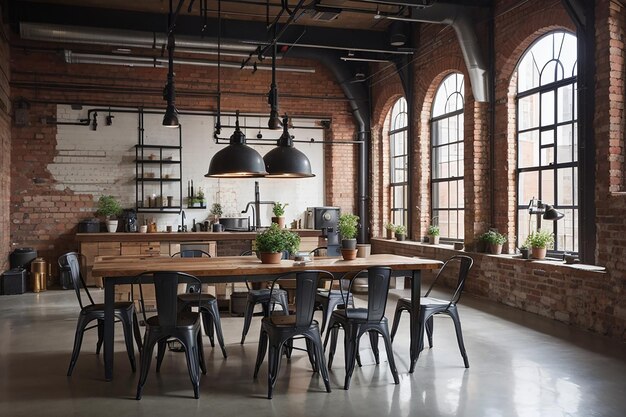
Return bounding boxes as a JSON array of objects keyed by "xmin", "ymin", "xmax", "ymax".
[
  {"xmin": 372, "ymin": 239, "xmax": 624, "ymax": 341},
  {"xmin": 0, "ymin": 20, "xmax": 9, "ymax": 272},
  {"xmin": 8, "ymin": 34, "xmax": 358, "ymax": 277}
]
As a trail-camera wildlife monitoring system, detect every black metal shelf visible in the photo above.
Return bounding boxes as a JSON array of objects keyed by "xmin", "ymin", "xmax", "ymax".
[
  {"xmin": 137, "ymin": 178, "xmax": 181, "ymax": 182},
  {"xmin": 137, "ymin": 206, "xmax": 182, "ymax": 213},
  {"xmin": 186, "ymin": 206, "xmax": 207, "ymax": 209},
  {"xmin": 135, "ymin": 159, "xmax": 181, "ymax": 164},
  {"xmin": 135, "ymin": 144, "xmax": 181, "ymax": 150}
]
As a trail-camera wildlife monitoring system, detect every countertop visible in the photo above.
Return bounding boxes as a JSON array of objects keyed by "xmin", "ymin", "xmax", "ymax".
[{"xmin": 75, "ymin": 230, "xmax": 321, "ymax": 242}]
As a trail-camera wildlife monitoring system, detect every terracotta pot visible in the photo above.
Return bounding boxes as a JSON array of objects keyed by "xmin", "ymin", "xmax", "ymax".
[
  {"xmin": 489, "ymin": 243, "xmax": 503, "ymax": 255},
  {"xmin": 428, "ymin": 235, "xmax": 440, "ymax": 244},
  {"xmin": 386, "ymin": 229, "xmax": 394, "ymax": 239},
  {"xmin": 259, "ymin": 252, "xmax": 283, "ymax": 264},
  {"xmin": 341, "ymin": 249, "xmax": 358, "ymax": 260},
  {"xmin": 531, "ymin": 247, "xmax": 547, "ymax": 259},
  {"xmin": 271, "ymin": 216, "xmax": 285, "ymax": 228}
]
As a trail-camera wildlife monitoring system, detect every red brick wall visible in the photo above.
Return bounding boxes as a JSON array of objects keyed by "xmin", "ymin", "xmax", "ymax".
[
  {"xmin": 8, "ymin": 35, "xmax": 358, "ymax": 276},
  {"xmin": 0, "ymin": 19, "xmax": 10, "ymax": 272}
]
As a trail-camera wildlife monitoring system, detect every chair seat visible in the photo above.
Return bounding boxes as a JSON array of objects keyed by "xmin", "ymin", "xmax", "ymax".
[
  {"xmin": 145, "ymin": 312, "xmax": 199, "ymax": 328},
  {"xmin": 263, "ymin": 315, "xmax": 320, "ymax": 328},
  {"xmin": 331, "ymin": 308, "xmax": 388, "ymax": 323},
  {"xmin": 316, "ymin": 289, "xmax": 347, "ymax": 299},
  {"xmin": 397, "ymin": 296, "xmax": 452, "ymax": 309},
  {"xmin": 177, "ymin": 293, "xmax": 217, "ymax": 304},
  {"xmin": 249, "ymin": 288, "xmax": 287, "ymax": 299},
  {"xmin": 82, "ymin": 301, "xmax": 134, "ymax": 314}
]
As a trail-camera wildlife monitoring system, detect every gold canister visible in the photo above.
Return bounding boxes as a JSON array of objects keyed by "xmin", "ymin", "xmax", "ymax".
[{"xmin": 31, "ymin": 257, "xmax": 47, "ymax": 292}]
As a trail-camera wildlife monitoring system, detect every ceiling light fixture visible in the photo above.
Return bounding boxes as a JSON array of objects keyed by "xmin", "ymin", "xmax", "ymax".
[
  {"xmin": 206, "ymin": 111, "xmax": 268, "ymax": 178},
  {"xmin": 263, "ymin": 114, "xmax": 315, "ymax": 178},
  {"xmin": 267, "ymin": 35, "xmax": 282, "ymax": 130}
]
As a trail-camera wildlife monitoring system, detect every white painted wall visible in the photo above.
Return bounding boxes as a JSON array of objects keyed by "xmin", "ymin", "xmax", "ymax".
[{"xmin": 51, "ymin": 105, "xmax": 325, "ymax": 230}]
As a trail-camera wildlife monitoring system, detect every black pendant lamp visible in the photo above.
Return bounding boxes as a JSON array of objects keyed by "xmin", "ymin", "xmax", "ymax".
[
  {"xmin": 263, "ymin": 115, "xmax": 315, "ymax": 178},
  {"xmin": 205, "ymin": 111, "xmax": 268, "ymax": 178},
  {"xmin": 267, "ymin": 41, "xmax": 282, "ymax": 130}
]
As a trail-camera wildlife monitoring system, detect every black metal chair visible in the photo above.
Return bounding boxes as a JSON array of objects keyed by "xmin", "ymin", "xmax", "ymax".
[
  {"xmin": 173, "ymin": 250, "xmax": 227, "ymax": 358},
  {"xmin": 390, "ymin": 255, "xmax": 474, "ymax": 368},
  {"xmin": 240, "ymin": 250, "xmax": 290, "ymax": 344},
  {"xmin": 311, "ymin": 246, "xmax": 354, "ymax": 333},
  {"xmin": 135, "ymin": 271, "xmax": 207, "ymax": 400},
  {"xmin": 60, "ymin": 252, "xmax": 142, "ymax": 377},
  {"xmin": 253, "ymin": 270, "xmax": 333, "ymax": 399},
  {"xmin": 325, "ymin": 266, "xmax": 399, "ymax": 390}
]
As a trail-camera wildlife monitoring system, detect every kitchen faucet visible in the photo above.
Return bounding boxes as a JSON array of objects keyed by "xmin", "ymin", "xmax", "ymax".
[
  {"xmin": 242, "ymin": 181, "xmax": 274, "ymax": 230},
  {"xmin": 178, "ymin": 210, "xmax": 187, "ymax": 232},
  {"xmin": 241, "ymin": 203, "xmax": 256, "ymax": 231}
]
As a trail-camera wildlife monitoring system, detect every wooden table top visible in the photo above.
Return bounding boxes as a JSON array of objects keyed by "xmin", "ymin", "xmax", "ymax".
[{"xmin": 92, "ymin": 254, "xmax": 442, "ymax": 278}]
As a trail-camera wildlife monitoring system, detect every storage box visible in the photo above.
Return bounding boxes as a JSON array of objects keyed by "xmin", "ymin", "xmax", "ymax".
[
  {"xmin": 1, "ymin": 268, "xmax": 28, "ymax": 295},
  {"xmin": 78, "ymin": 218, "xmax": 101, "ymax": 233}
]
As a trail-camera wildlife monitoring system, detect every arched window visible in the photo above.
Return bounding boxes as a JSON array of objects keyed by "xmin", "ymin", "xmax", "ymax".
[
  {"xmin": 388, "ymin": 97, "xmax": 408, "ymax": 226},
  {"xmin": 516, "ymin": 31, "xmax": 577, "ymax": 253},
  {"xmin": 431, "ymin": 73, "xmax": 464, "ymax": 240}
]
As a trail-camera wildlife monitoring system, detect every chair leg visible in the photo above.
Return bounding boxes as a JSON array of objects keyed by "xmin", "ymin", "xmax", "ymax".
[
  {"xmin": 380, "ymin": 324, "xmax": 400, "ymax": 384},
  {"xmin": 266, "ymin": 341, "xmax": 284, "ymax": 399},
  {"xmin": 284, "ymin": 338, "xmax": 293, "ymax": 359},
  {"xmin": 343, "ymin": 325, "xmax": 358, "ymax": 390},
  {"xmin": 120, "ymin": 313, "xmax": 137, "ymax": 372},
  {"xmin": 95, "ymin": 319, "xmax": 104, "ymax": 354},
  {"xmin": 426, "ymin": 316, "xmax": 434, "ymax": 348},
  {"xmin": 327, "ymin": 324, "xmax": 339, "ymax": 369},
  {"xmin": 156, "ymin": 340, "xmax": 167, "ymax": 372},
  {"xmin": 448, "ymin": 308, "xmax": 469, "ymax": 368},
  {"xmin": 201, "ymin": 310, "xmax": 215, "ymax": 347},
  {"xmin": 253, "ymin": 329, "xmax": 268, "ymax": 379},
  {"xmin": 136, "ymin": 334, "xmax": 157, "ymax": 400},
  {"xmin": 241, "ymin": 299, "xmax": 256, "ymax": 344},
  {"xmin": 197, "ymin": 330, "xmax": 207, "ymax": 375},
  {"xmin": 181, "ymin": 332, "xmax": 201, "ymax": 399},
  {"xmin": 305, "ymin": 338, "xmax": 317, "ymax": 372},
  {"xmin": 318, "ymin": 298, "xmax": 330, "ymax": 334},
  {"xmin": 311, "ymin": 331, "xmax": 331, "ymax": 393},
  {"xmin": 369, "ymin": 330, "xmax": 380, "ymax": 365},
  {"xmin": 67, "ymin": 315, "xmax": 90, "ymax": 376},
  {"xmin": 206, "ymin": 302, "xmax": 228, "ymax": 358},
  {"xmin": 132, "ymin": 311, "xmax": 143, "ymax": 353},
  {"xmin": 390, "ymin": 304, "xmax": 405, "ymax": 341}
]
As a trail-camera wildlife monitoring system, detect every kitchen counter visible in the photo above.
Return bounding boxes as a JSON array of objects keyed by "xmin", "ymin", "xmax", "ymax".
[{"xmin": 75, "ymin": 229, "xmax": 321, "ymax": 242}]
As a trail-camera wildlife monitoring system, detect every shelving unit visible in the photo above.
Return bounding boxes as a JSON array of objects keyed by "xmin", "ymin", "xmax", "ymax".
[{"xmin": 135, "ymin": 119, "xmax": 183, "ymax": 213}]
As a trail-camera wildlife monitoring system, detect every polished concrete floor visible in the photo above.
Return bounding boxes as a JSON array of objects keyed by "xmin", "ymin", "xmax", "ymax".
[{"xmin": 0, "ymin": 286, "xmax": 624, "ymax": 417}]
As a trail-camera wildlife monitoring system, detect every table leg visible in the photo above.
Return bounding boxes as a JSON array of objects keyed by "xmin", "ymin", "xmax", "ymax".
[
  {"xmin": 409, "ymin": 269, "xmax": 421, "ymax": 373},
  {"xmin": 104, "ymin": 278, "xmax": 115, "ymax": 381}
]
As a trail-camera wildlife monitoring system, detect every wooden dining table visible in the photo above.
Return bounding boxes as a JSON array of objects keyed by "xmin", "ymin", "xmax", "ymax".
[{"xmin": 91, "ymin": 253, "xmax": 442, "ymax": 381}]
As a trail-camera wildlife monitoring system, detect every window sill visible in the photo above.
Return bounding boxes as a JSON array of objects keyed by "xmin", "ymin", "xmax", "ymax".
[{"xmin": 371, "ymin": 237, "xmax": 606, "ymax": 274}]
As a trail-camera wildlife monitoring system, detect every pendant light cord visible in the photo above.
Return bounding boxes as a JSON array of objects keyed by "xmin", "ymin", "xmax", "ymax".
[{"xmin": 215, "ymin": 0, "xmax": 222, "ymax": 134}]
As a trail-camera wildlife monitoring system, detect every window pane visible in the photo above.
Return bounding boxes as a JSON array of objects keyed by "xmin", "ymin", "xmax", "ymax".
[
  {"xmin": 434, "ymin": 182, "xmax": 449, "ymax": 209},
  {"xmin": 393, "ymin": 185, "xmax": 405, "ymax": 208},
  {"xmin": 572, "ymin": 122, "xmax": 578, "ymax": 162},
  {"xmin": 518, "ymin": 94, "xmax": 540, "ymax": 130},
  {"xmin": 541, "ymin": 146, "xmax": 554, "ymax": 166},
  {"xmin": 433, "ymin": 146, "xmax": 448, "ymax": 179},
  {"xmin": 518, "ymin": 209, "xmax": 532, "ymax": 247},
  {"xmin": 557, "ymin": 168, "xmax": 574, "ymax": 206},
  {"xmin": 556, "ymin": 124, "xmax": 574, "ymax": 164},
  {"xmin": 518, "ymin": 130, "xmax": 540, "ymax": 168},
  {"xmin": 458, "ymin": 180, "xmax": 465, "ymax": 208},
  {"xmin": 541, "ymin": 170, "xmax": 555, "ymax": 204},
  {"xmin": 449, "ymin": 180, "xmax": 458, "ymax": 208},
  {"xmin": 437, "ymin": 210, "xmax": 449, "ymax": 237},
  {"xmin": 541, "ymin": 91, "xmax": 555, "ymax": 126},
  {"xmin": 541, "ymin": 129, "xmax": 554, "ymax": 146},
  {"xmin": 557, "ymin": 85, "xmax": 574, "ymax": 122},
  {"xmin": 449, "ymin": 143, "xmax": 459, "ymax": 177},
  {"xmin": 458, "ymin": 210, "xmax": 465, "ymax": 239},
  {"xmin": 519, "ymin": 171, "xmax": 539, "ymax": 203}
]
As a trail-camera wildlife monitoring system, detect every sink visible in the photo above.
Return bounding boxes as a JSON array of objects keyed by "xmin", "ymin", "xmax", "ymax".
[{"xmin": 219, "ymin": 217, "xmax": 250, "ymax": 230}]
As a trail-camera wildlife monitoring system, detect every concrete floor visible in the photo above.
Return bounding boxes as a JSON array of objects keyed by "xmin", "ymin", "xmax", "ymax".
[{"xmin": 0, "ymin": 287, "xmax": 624, "ymax": 417}]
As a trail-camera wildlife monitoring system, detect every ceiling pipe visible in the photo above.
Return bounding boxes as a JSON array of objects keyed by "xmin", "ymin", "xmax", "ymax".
[
  {"xmin": 363, "ymin": 2, "xmax": 490, "ymax": 102},
  {"xmin": 63, "ymin": 50, "xmax": 316, "ymax": 73}
]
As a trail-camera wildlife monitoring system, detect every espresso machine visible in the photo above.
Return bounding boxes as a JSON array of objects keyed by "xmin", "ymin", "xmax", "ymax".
[
  {"xmin": 306, "ymin": 206, "xmax": 341, "ymax": 256},
  {"xmin": 122, "ymin": 209, "xmax": 138, "ymax": 232}
]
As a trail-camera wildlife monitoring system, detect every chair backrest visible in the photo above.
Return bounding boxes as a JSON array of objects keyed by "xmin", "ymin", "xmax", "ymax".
[
  {"xmin": 171, "ymin": 250, "xmax": 211, "ymax": 258},
  {"xmin": 309, "ymin": 246, "xmax": 327, "ymax": 256},
  {"xmin": 341, "ymin": 266, "xmax": 392, "ymax": 322},
  {"xmin": 269, "ymin": 270, "xmax": 333, "ymax": 327},
  {"xmin": 58, "ymin": 252, "xmax": 93, "ymax": 309},
  {"xmin": 425, "ymin": 255, "xmax": 474, "ymax": 305},
  {"xmin": 135, "ymin": 271, "xmax": 201, "ymax": 327}
]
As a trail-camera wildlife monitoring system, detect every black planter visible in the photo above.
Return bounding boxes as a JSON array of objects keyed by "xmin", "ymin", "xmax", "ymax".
[{"xmin": 341, "ymin": 239, "xmax": 357, "ymax": 250}]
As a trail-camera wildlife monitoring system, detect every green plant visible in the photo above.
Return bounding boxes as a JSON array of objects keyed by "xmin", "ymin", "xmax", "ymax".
[
  {"xmin": 196, "ymin": 187, "xmax": 205, "ymax": 202},
  {"xmin": 427, "ymin": 225, "xmax": 440, "ymax": 236},
  {"xmin": 255, "ymin": 223, "xmax": 301, "ymax": 254},
  {"xmin": 394, "ymin": 224, "xmax": 407, "ymax": 235},
  {"xmin": 338, "ymin": 213, "xmax": 359, "ymax": 240},
  {"xmin": 480, "ymin": 230, "xmax": 507, "ymax": 245},
  {"xmin": 384, "ymin": 222, "xmax": 395, "ymax": 231},
  {"xmin": 96, "ymin": 195, "xmax": 123, "ymax": 218},
  {"xmin": 526, "ymin": 229, "xmax": 554, "ymax": 249},
  {"xmin": 210, "ymin": 203, "xmax": 223, "ymax": 217},
  {"xmin": 272, "ymin": 202, "xmax": 288, "ymax": 217}
]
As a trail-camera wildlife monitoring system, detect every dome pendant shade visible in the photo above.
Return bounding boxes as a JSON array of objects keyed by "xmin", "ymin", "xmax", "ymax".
[
  {"xmin": 162, "ymin": 103, "xmax": 179, "ymax": 128},
  {"xmin": 206, "ymin": 112, "xmax": 268, "ymax": 178},
  {"xmin": 263, "ymin": 115, "xmax": 315, "ymax": 178}
]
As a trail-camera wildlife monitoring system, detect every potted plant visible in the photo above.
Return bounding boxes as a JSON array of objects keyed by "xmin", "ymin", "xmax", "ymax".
[
  {"xmin": 271, "ymin": 202, "xmax": 288, "ymax": 229},
  {"xmin": 519, "ymin": 238, "xmax": 530, "ymax": 259},
  {"xmin": 96, "ymin": 195, "xmax": 123, "ymax": 233},
  {"xmin": 338, "ymin": 213, "xmax": 359, "ymax": 260},
  {"xmin": 196, "ymin": 188, "xmax": 206, "ymax": 208},
  {"xmin": 427, "ymin": 224, "xmax": 440, "ymax": 244},
  {"xmin": 480, "ymin": 230, "xmax": 507, "ymax": 254},
  {"xmin": 527, "ymin": 229, "xmax": 554, "ymax": 260},
  {"xmin": 384, "ymin": 222, "xmax": 395, "ymax": 239},
  {"xmin": 211, "ymin": 202, "xmax": 222, "ymax": 220},
  {"xmin": 394, "ymin": 224, "xmax": 407, "ymax": 241},
  {"xmin": 255, "ymin": 223, "xmax": 301, "ymax": 264}
]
